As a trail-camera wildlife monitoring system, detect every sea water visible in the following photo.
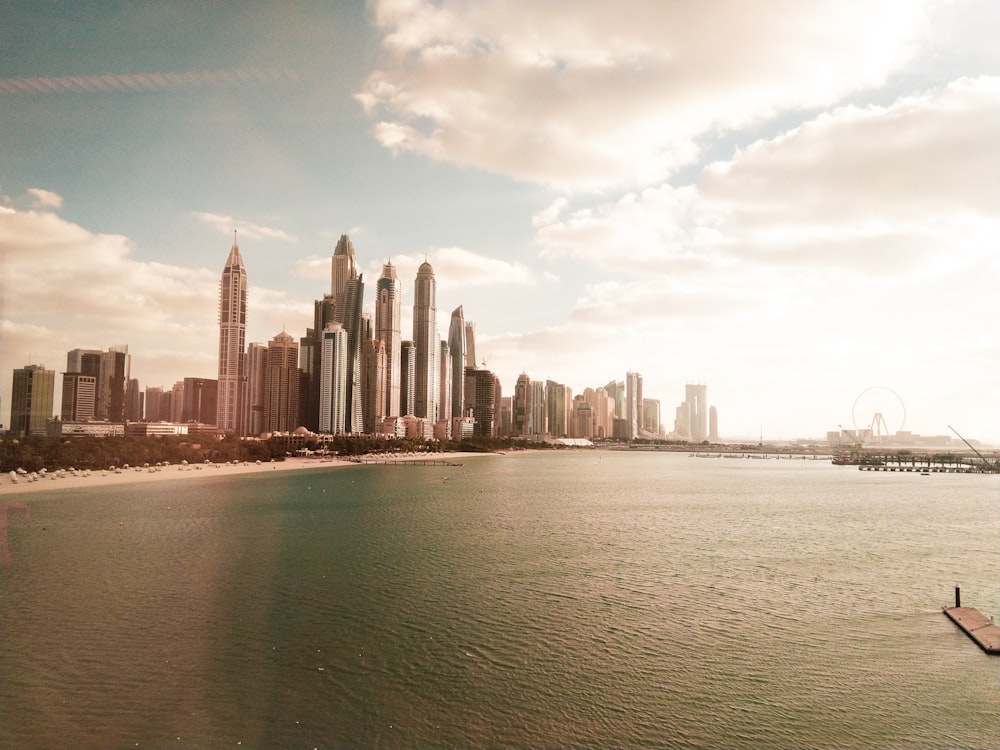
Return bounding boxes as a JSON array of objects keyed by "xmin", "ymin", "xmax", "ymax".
[{"xmin": 1, "ymin": 451, "xmax": 997, "ymax": 749}]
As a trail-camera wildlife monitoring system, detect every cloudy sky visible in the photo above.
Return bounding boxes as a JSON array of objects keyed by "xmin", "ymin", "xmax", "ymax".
[{"xmin": 2, "ymin": 0, "xmax": 998, "ymax": 442}]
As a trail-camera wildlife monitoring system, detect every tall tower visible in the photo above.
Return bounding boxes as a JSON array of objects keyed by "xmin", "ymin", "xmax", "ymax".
[
  {"xmin": 400, "ymin": 340, "xmax": 416, "ymax": 416},
  {"xmin": 412, "ymin": 260, "xmax": 438, "ymax": 420},
  {"xmin": 328, "ymin": 234, "xmax": 364, "ymax": 434},
  {"xmin": 319, "ymin": 323, "xmax": 348, "ymax": 434},
  {"xmin": 331, "ymin": 234, "xmax": 357, "ymax": 301},
  {"xmin": 448, "ymin": 306, "xmax": 467, "ymax": 419},
  {"xmin": 464, "ymin": 321, "xmax": 477, "ymax": 368},
  {"xmin": 245, "ymin": 342, "xmax": 268, "ymax": 435},
  {"xmin": 265, "ymin": 331, "xmax": 300, "ymax": 433},
  {"xmin": 513, "ymin": 372, "xmax": 531, "ymax": 435},
  {"xmin": 625, "ymin": 371, "xmax": 642, "ymax": 440},
  {"xmin": 97, "ymin": 346, "xmax": 130, "ymax": 422},
  {"xmin": 685, "ymin": 383, "xmax": 708, "ymax": 442},
  {"xmin": 375, "ymin": 261, "xmax": 402, "ymax": 418},
  {"xmin": 11, "ymin": 364, "xmax": 55, "ymax": 437},
  {"xmin": 217, "ymin": 232, "xmax": 247, "ymax": 434}
]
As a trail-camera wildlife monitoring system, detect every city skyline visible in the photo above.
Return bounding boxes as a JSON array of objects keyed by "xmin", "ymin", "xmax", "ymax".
[{"xmin": 2, "ymin": 1, "xmax": 998, "ymax": 442}]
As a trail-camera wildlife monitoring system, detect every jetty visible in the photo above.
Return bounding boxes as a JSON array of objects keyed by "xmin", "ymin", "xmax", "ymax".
[{"xmin": 943, "ymin": 587, "xmax": 1000, "ymax": 655}]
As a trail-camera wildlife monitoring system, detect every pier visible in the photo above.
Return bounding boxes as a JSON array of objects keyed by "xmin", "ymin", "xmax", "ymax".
[{"xmin": 943, "ymin": 588, "xmax": 1000, "ymax": 655}]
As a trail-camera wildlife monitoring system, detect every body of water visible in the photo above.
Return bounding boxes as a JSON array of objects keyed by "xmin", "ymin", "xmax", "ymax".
[{"xmin": 1, "ymin": 451, "xmax": 997, "ymax": 748}]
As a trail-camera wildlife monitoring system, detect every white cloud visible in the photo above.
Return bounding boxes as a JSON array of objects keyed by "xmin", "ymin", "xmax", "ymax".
[
  {"xmin": 360, "ymin": 0, "xmax": 930, "ymax": 192},
  {"xmin": 26, "ymin": 188, "xmax": 63, "ymax": 209},
  {"xmin": 534, "ymin": 77, "xmax": 1000, "ymax": 278},
  {"xmin": 191, "ymin": 211, "xmax": 298, "ymax": 243}
]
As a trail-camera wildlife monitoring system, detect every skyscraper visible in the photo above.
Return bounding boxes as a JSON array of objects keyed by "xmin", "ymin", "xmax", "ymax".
[
  {"xmin": 529, "ymin": 380, "xmax": 546, "ymax": 436},
  {"xmin": 625, "ymin": 371, "xmax": 642, "ymax": 440},
  {"xmin": 216, "ymin": 233, "xmax": 247, "ymax": 434},
  {"xmin": 448, "ymin": 306, "xmax": 466, "ymax": 419},
  {"xmin": 464, "ymin": 367, "xmax": 497, "ymax": 437},
  {"xmin": 98, "ymin": 346, "xmax": 131, "ymax": 423},
  {"xmin": 685, "ymin": 383, "xmax": 708, "ymax": 442},
  {"xmin": 264, "ymin": 331, "xmax": 300, "ymax": 433},
  {"xmin": 513, "ymin": 372, "xmax": 531, "ymax": 435},
  {"xmin": 400, "ymin": 340, "xmax": 416, "ymax": 416},
  {"xmin": 244, "ymin": 342, "xmax": 268, "ymax": 436},
  {"xmin": 412, "ymin": 260, "xmax": 438, "ymax": 420},
  {"xmin": 363, "ymin": 337, "xmax": 386, "ymax": 434},
  {"xmin": 11, "ymin": 364, "xmax": 54, "ymax": 437},
  {"xmin": 375, "ymin": 261, "xmax": 402, "ymax": 418},
  {"xmin": 319, "ymin": 323, "xmax": 348, "ymax": 434},
  {"xmin": 328, "ymin": 235, "xmax": 364, "ymax": 434},
  {"xmin": 546, "ymin": 380, "xmax": 570, "ymax": 438},
  {"xmin": 464, "ymin": 321, "xmax": 477, "ymax": 369},
  {"xmin": 331, "ymin": 234, "xmax": 357, "ymax": 301},
  {"xmin": 439, "ymin": 339, "xmax": 451, "ymax": 423},
  {"xmin": 61, "ymin": 372, "xmax": 97, "ymax": 422},
  {"xmin": 183, "ymin": 377, "xmax": 218, "ymax": 424},
  {"xmin": 144, "ymin": 386, "xmax": 164, "ymax": 422}
]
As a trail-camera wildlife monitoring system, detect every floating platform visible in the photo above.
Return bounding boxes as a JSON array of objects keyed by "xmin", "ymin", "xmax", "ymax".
[{"xmin": 943, "ymin": 607, "xmax": 1000, "ymax": 655}]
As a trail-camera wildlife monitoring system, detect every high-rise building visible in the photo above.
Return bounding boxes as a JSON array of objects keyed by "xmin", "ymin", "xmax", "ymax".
[
  {"xmin": 144, "ymin": 386, "xmax": 164, "ymax": 422},
  {"xmin": 464, "ymin": 321, "xmax": 477, "ymax": 369},
  {"xmin": 709, "ymin": 405, "xmax": 719, "ymax": 442},
  {"xmin": 685, "ymin": 384, "xmax": 708, "ymax": 442},
  {"xmin": 61, "ymin": 372, "xmax": 97, "ymax": 422},
  {"xmin": 448, "ymin": 306, "xmax": 466, "ymax": 419},
  {"xmin": 171, "ymin": 381, "xmax": 185, "ymax": 422},
  {"xmin": 126, "ymin": 378, "xmax": 142, "ymax": 422},
  {"xmin": 363, "ymin": 337, "xmax": 386, "ymax": 434},
  {"xmin": 375, "ymin": 261, "xmax": 402, "ymax": 418},
  {"xmin": 464, "ymin": 367, "xmax": 497, "ymax": 437},
  {"xmin": 98, "ymin": 346, "xmax": 131, "ymax": 422},
  {"xmin": 513, "ymin": 372, "xmax": 531, "ymax": 435},
  {"xmin": 11, "ymin": 364, "xmax": 55, "ymax": 437},
  {"xmin": 529, "ymin": 380, "xmax": 546, "ymax": 436},
  {"xmin": 320, "ymin": 235, "xmax": 365, "ymax": 435},
  {"xmin": 302, "ymin": 295, "xmax": 339, "ymax": 431},
  {"xmin": 412, "ymin": 261, "xmax": 438, "ymax": 421},
  {"xmin": 66, "ymin": 348, "xmax": 102, "ymax": 380},
  {"xmin": 400, "ymin": 340, "xmax": 416, "ymax": 416},
  {"xmin": 183, "ymin": 377, "xmax": 217, "ymax": 424},
  {"xmin": 264, "ymin": 331, "xmax": 300, "ymax": 433},
  {"xmin": 604, "ymin": 380, "xmax": 625, "ymax": 420},
  {"xmin": 583, "ymin": 387, "xmax": 613, "ymax": 439},
  {"xmin": 337, "ymin": 274, "xmax": 365, "ymax": 434},
  {"xmin": 439, "ymin": 339, "xmax": 451, "ymax": 423},
  {"xmin": 319, "ymin": 323, "xmax": 348, "ymax": 434},
  {"xmin": 546, "ymin": 380, "xmax": 570, "ymax": 438},
  {"xmin": 331, "ymin": 234, "xmax": 357, "ymax": 302},
  {"xmin": 643, "ymin": 398, "xmax": 661, "ymax": 436},
  {"xmin": 244, "ymin": 343, "xmax": 268, "ymax": 436},
  {"xmin": 625, "ymin": 371, "xmax": 642, "ymax": 440},
  {"xmin": 570, "ymin": 395, "xmax": 594, "ymax": 439},
  {"xmin": 216, "ymin": 233, "xmax": 247, "ymax": 434}
]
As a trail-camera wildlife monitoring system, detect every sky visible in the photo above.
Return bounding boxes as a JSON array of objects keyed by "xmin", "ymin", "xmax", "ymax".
[{"xmin": 2, "ymin": 0, "xmax": 998, "ymax": 443}]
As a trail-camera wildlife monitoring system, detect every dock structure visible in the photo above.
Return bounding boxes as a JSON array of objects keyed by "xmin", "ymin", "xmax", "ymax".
[{"xmin": 943, "ymin": 588, "xmax": 1000, "ymax": 655}]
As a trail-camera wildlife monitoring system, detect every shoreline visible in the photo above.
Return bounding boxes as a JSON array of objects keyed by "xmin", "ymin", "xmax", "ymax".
[{"xmin": 0, "ymin": 452, "xmax": 505, "ymax": 497}]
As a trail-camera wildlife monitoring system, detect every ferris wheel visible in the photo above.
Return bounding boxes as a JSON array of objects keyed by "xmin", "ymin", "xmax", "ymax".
[{"xmin": 852, "ymin": 387, "xmax": 906, "ymax": 444}]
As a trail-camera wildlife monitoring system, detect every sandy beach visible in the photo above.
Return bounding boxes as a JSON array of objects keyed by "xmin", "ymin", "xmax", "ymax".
[{"xmin": 0, "ymin": 452, "xmax": 498, "ymax": 497}]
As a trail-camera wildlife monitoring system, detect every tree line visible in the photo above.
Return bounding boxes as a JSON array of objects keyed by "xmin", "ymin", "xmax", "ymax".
[{"xmin": 0, "ymin": 434, "xmax": 551, "ymax": 473}]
